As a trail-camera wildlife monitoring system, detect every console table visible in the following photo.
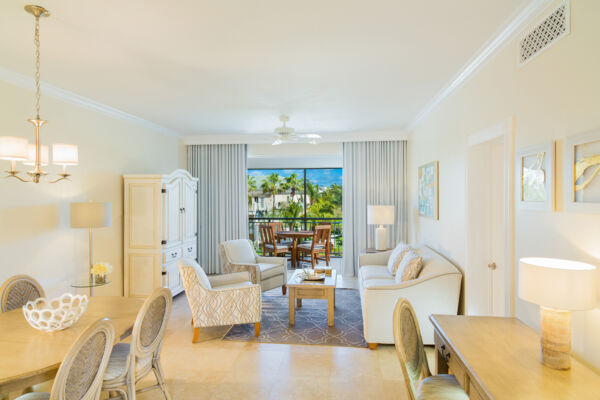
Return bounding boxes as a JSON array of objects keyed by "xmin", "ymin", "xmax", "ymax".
[{"xmin": 430, "ymin": 315, "xmax": 600, "ymax": 400}]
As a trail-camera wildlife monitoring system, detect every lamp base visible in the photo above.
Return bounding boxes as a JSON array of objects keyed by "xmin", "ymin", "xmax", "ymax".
[
  {"xmin": 540, "ymin": 306, "xmax": 571, "ymax": 370},
  {"xmin": 375, "ymin": 226, "xmax": 387, "ymax": 251}
]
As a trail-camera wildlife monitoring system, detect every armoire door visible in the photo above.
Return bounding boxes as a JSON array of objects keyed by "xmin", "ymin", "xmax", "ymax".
[
  {"xmin": 162, "ymin": 179, "xmax": 181, "ymax": 248},
  {"xmin": 182, "ymin": 178, "xmax": 197, "ymax": 243}
]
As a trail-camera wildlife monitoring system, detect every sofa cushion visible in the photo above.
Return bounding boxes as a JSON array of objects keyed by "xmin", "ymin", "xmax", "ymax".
[
  {"xmin": 395, "ymin": 250, "xmax": 423, "ymax": 282},
  {"xmin": 363, "ymin": 278, "xmax": 397, "ymax": 289},
  {"xmin": 387, "ymin": 242, "xmax": 411, "ymax": 275},
  {"xmin": 259, "ymin": 263, "xmax": 284, "ymax": 279},
  {"xmin": 360, "ymin": 265, "xmax": 393, "ymax": 282}
]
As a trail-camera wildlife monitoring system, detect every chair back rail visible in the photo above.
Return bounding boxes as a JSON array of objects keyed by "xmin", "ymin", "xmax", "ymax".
[{"xmin": 0, "ymin": 275, "xmax": 45, "ymax": 313}]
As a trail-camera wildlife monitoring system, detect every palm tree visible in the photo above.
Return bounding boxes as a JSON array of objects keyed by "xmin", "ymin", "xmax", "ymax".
[
  {"xmin": 247, "ymin": 175, "xmax": 257, "ymax": 208},
  {"xmin": 305, "ymin": 181, "xmax": 320, "ymax": 206},
  {"xmin": 281, "ymin": 173, "xmax": 303, "ymax": 200},
  {"xmin": 260, "ymin": 172, "xmax": 281, "ymax": 215}
]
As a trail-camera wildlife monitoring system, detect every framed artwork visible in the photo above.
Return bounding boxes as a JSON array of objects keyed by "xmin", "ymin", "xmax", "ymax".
[
  {"xmin": 516, "ymin": 142, "xmax": 555, "ymax": 211},
  {"xmin": 418, "ymin": 161, "xmax": 438, "ymax": 219},
  {"xmin": 564, "ymin": 130, "xmax": 600, "ymax": 213}
]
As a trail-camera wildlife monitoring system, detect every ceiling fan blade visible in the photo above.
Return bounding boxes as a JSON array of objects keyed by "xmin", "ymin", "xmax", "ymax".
[
  {"xmin": 296, "ymin": 133, "xmax": 321, "ymax": 139},
  {"xmin": 272, "ymin": 138, "xmax": 283, "ymax": 146}
]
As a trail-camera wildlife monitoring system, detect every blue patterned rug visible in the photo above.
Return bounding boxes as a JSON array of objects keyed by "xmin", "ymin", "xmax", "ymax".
[{"xmin": 223, "ymin": 288, "xmax": 367, "ymax": 348}]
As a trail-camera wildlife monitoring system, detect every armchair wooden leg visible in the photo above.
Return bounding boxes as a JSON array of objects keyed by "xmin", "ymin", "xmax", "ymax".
[
  {"xmin": 254, "ymin": 322, "xmax": 261, "ymax": 337},
  {"xmin": 192, "ymin": 327, "xmax": 200, "ymax": 343},
  {"xmin": 282, "ymin": 284, "xmax": 287, "ymax": 295},
  {"xmin": 368, "ymin": 343, "xmax": 378, "ymax": 350}
]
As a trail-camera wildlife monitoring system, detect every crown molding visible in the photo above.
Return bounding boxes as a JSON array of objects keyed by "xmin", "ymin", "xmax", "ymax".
[
  {"xmin": 406, "ymin": 0, "xmax": 552, "ymax": 132},
  {"xmin": 183, "ymin": 130, "xmax": 407, "ymax": 145},
  {"xmin": 0, "ymin": 67, "xmax": 181, "ymax": 138}
]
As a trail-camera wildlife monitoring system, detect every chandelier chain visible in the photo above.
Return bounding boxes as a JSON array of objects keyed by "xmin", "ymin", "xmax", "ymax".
[{"xmin": 34, "ymin": 15, "xmax": 41, "ymax": 120}]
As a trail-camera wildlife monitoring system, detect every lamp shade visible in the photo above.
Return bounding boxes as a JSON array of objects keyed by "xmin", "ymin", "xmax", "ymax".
[
  {"xmin": 367, "ymin": 205, "xmax": 395, "ymax": 225},
  {"xmin": 519, "ymin": 257, "xmax": 597, "ymax": 311},
  {"xmin": 53, "ymin": 144, "xmax": 79, "ymax": 165},
  {"xmin": 70, "ymin": 202, "xmax": 111, "ymax": 228},
  {"xmin": 0, "ymin": 137, "xmax": 28, "ymax": 161},
  {"xmin": 23, "ymin": 144, "xmax": 49, "ymax": 166}
]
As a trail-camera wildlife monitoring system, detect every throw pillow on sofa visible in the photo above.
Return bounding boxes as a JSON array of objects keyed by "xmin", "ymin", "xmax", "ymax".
[
  {"xmin": 395, "ymin": 249, "xmax": 423, "ymax": 282},
  {"xmin": 387, "ymin": 242, "xmax": 411, "ymax": 275}
]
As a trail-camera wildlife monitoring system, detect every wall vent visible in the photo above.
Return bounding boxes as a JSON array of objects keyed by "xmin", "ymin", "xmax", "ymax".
[{"xmin": 518, "ymin": 1, "xmax": 570, "ymax": 66}]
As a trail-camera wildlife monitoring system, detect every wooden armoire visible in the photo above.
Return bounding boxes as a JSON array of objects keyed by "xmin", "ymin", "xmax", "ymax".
[{"xmin": 123, "ymin": 169, "xmax": 198, "ymax": 297}]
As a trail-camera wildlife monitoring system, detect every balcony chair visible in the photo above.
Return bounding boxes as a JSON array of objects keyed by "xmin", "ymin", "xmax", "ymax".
[
  {"xmin": 297, "ymin": 224, "xmax": 331, "ymax": 268},
  {"xmin": 393, "ymin": 298, "xmax": 468, "ymax": 400},
  {"xmin": 220, "ymin": 238, "xmax": 288, "ymax": 294},
  {"xmin": 178, "ymin": 258, "xmax": 261, "ymax": 341}
]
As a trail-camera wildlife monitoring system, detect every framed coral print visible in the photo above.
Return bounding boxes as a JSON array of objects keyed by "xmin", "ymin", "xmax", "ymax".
[
  {"xmin": 564, "ymin": 130, "xmax": 600, "ymax": 213},
  {"xmin": 418, "ymin": 161, "xmax": 438, "ymax": 219},
  {"xmin": 516, "ymin": 142, "xmax": 554, "ymax": 211}
]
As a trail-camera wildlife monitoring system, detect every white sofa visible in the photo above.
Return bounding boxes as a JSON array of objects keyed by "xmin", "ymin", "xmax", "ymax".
[{"xmin": 358, "ymin": 244, "xmax": 462, "ymax": 346}]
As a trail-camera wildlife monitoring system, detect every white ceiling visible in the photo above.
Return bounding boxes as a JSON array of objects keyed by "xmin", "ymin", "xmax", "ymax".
[{"xmin": 0, "ymin": 0, "xmax": 530, "ymax": 138}]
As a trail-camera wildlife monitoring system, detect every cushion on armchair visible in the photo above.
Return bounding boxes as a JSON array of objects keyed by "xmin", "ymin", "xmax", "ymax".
[
  {"xmin": 387, "ymin": 242, "xmax": 411, "ymax": 275},
  {"xmin": 222, "ymin": 239, "xmax": 256, "ymax": 264},
  {"xmin": 190, "ymin": 260, "xmax": 212, "ymax": 289}
]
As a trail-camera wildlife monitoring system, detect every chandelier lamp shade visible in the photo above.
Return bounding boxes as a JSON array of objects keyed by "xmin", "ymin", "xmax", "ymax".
[{"xmin": 0, "ymin": 5, "xmax": 78, "ymax": 183}]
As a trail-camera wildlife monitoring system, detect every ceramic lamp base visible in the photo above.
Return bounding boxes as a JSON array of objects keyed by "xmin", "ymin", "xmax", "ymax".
[
  {"xmin": 375, "ymin": 225, "xmax": 387, "ymax": 251},
  {"xmin": 540, "ymin": 306, "xmax": 571, "ymax": 370}
]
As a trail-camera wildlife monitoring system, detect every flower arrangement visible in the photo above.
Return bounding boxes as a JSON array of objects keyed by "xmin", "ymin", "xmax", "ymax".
[{"xmin": 91, "ymin": 262, "xmax": 113, "ymax": 284}]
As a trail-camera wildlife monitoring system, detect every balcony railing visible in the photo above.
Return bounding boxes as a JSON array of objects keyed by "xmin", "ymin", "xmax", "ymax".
[{"xmin": 248, "ymin": 217, "xmax": 343, "ymax": 256}]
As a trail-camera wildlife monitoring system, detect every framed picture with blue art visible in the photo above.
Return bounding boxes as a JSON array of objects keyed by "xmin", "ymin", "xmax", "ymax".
[
  {"xmin": 564, "ymin": 130, "xmax": 600, "ymax": 213},
  {"xmin": 517, "ymin": 142, "xmax": 555, "ymax": 211},
  {"xmin": 418, "ymin": 161, "xmax": 438, "ymax": 219}
]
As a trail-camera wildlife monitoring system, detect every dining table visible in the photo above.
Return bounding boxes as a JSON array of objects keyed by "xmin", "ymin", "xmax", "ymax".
[
  {"xmin": 276, "ymin": 230, "xmax": 313, "ymax": 268},
  {"xmin": 0, "ymin": 296, "xmax": 144, "ymax": 396}
]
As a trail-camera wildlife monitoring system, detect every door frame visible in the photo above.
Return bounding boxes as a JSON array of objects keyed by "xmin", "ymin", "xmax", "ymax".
[{"xmin": 465, "ymin": 116, "xmax": 515, "ymax": 316}]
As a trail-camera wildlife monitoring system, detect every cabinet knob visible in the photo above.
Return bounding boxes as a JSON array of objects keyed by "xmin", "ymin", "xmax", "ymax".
[
  {"xmin": 171, "ymin": 252, "xmax": 177, "ymax": 257},
  {"xmin": 188, "ymin": 247, "xmax": 193, "ymax": 252}
]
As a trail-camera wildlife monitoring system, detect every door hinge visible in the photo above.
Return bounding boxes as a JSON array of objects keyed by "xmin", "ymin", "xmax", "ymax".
[
  {"xmin": 161, "ymin": 188, "xmax": 167, "ymax": 193},
  {"xmin": 161, "ymin": 240, "xmax": 167, "ymax": 245}
]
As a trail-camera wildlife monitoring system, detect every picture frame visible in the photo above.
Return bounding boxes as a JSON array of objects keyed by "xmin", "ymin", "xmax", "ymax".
[
  {"xmin": 564, "ymin": 130, "xmax": 600, "ymax": 213},
  {"xmin": 516, "ymin": 142, "xmax": 555, "ymax": 211},
  {"xmin": 418, "ymin": 161, "xmax": 439, "ymax": 219}
]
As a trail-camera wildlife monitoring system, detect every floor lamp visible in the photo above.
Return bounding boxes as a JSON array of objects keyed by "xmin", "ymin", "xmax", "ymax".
[{"xmin": 70, "ymin": 202, "xmax": 111, "ymax": 295}]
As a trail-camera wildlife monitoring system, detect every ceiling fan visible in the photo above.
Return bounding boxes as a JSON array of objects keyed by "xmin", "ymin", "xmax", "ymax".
[{"xmin": 272, "ymin": 115, "xmax": 321, "ymax": 146}]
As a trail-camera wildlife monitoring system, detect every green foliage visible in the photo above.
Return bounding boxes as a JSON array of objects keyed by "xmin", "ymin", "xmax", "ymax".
[
  {"xmin": 247, "ymin": 175, "xmax": 257, "ymax": 207},
  {"xmin": 260, "ymin": 173, "xmax": 281, "ymax": 216},
  {"xmin": 281, "ymin": 173, "xmax": 303, "ymax": 199}
]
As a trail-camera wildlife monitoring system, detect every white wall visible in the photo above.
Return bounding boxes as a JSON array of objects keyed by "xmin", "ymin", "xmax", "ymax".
[
  {"xmin": 0, "ymin": 81, "xmax": 184, "ymax": 297},
  {"xmin": 407, "ymin": 0, "xmax": 600, "ymax": 370},
  {"xmin": 248, "ymin": 143, "xmax": 342, "ymax": 168}
]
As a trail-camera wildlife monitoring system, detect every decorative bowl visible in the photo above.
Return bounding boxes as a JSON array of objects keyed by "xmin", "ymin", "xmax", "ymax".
[{"xmin": 23, "ymin": 293, "xmax": 89, "ymax": 332}]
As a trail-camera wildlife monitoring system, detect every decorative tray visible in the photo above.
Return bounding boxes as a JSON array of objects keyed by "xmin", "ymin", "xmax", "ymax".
[{"xmin": 298, "ymin": 269, "xmax": 326, "ymax": 281}]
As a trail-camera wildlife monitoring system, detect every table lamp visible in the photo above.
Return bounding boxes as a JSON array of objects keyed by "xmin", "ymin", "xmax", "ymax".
[
  {"xmin": 519, "ymin": 257, "xmax": 597, "ymax": 370},
  {"xmin": 367, "ymin": 205, "xmax": 395, "ymax": 251},
  {"xmin": 70, "ymin": 202, "xmax": 112, "ymax": 292}
]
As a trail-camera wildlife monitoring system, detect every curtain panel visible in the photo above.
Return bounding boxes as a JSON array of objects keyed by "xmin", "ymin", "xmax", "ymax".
[
  {"xmin": 188, "ymin": 144, "xmax": 248, "ymax": 274},
  {"xmin": 342, "ymin": 141, "xmax": 407, "ymax": 276}
]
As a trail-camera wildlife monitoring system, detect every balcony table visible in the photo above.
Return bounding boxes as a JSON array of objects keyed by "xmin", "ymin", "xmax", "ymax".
[
  {"xmin": 276, "ymin": 230, "xmax": 313, "ymax": 268},
  {"xmin": 0, "ymin": 296, "xmax": 143, "ymax": 395}
]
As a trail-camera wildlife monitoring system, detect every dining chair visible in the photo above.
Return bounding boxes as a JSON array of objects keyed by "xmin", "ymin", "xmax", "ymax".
[
  {"xmin": 259, "ymin": 224, "xmax": 289, "ymax": 257},
  {"xmin": 393, "ymin": 298, "xmax": 468, "ymax": 400},
  {"xmin": 0, "ymin": 275, "xmax": 45, "ymax": 312},
  {"xmin": 267, "ymin": 221, "xmax": 292, "ymax": 246},
  {"xmin": 102, "ymin": 288, "xmax": 173, "ymax": 400},
  {"xmin": 297, "ymin": 225, "xmax": 330, "ymax": 268},
  {"xmin": 15, "ymin": 318, "xmax": 115, "ymax": 400}
]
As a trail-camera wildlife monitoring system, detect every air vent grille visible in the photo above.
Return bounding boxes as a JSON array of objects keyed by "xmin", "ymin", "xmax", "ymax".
[{"xmin": 518, "ymin": 1, "xmax": 570, "ymax": 66}]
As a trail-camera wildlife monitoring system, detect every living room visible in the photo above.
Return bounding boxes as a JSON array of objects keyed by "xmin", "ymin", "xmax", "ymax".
[{"xmin": 1, "ymin": 0, "xmax": 599, "ymax": 399}]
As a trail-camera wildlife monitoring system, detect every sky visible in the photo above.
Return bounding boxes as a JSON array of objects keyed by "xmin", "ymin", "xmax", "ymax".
[{"xmin": 248, "ymin": 168, "xmax": 342, "ymax": 187}]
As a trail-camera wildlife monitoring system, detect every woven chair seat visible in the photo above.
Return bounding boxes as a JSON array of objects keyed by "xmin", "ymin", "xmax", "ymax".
[
  {"xmin": 417, "ymin": 375, "xmax": 469, "ymax": 400},
  {"xmin": 14, "ymin": 393, "xmax": 50, "ymax": 400},
  {"xmin": 265, "ymin": 243, "xmax": 289, "ymax": 250},
  {"xmin": 103, "ymin": 343, "xmax": 153, "ymax": 383}
]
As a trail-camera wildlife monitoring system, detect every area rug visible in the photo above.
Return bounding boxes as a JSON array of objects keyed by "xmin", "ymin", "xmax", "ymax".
[{"xmin": 223, "ymin": 288, "xmax": 367, "ymax": 348}]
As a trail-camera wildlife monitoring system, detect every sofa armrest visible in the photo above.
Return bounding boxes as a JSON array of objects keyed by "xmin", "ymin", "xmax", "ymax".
[
  {"xmin": 208, "ymin": 271, "xmax": 251, "ymax": 287},
  {"xmin": 222, "ymin": 263, "xmax": 260, "ymax": 284},
  {"xmin": 359, "ymin": 251, "xmax": 392, "ymax": 267}
]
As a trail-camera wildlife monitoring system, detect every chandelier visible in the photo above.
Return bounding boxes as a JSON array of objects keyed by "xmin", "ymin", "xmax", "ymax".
[{"xmin": 0, "ymin": 5, "xmax": 78, "ymax": 183}]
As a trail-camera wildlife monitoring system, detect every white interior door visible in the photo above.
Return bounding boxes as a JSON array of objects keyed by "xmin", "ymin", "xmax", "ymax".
[{"xmin": 466, "ymin": 137, "xmax": 506, "ymax": 316}]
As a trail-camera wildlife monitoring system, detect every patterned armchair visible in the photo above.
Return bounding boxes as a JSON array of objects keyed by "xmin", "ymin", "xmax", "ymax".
[
  {"xmin": 220, "ymin": 239, "xmax": 287, "ymax": 294},
  {"xmin": 178, "ymin": 258, "xmax": 261, "ymax": 342}
]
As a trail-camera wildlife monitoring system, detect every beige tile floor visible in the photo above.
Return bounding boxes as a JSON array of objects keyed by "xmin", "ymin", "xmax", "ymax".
[{"xmin": 134, "ymin": 272, "xmax": 432, "ymax": 400}]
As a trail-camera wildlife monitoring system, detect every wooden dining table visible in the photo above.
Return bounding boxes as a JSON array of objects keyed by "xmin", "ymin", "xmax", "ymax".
[
  {"xmin": 0, "ymin": 296, "xmax": 144, "ymax": 395},
  {"xmin": 276, "ymin": 230, "xmax": 313, "ymax": 268}
]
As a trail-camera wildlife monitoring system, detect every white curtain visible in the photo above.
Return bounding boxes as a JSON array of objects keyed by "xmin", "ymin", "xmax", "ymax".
[
  {"xmin": 342, "ymin": 141, "xmax": 407, "ymax": 276},
  {"xmin": 188, "ymin": 144, "xmax": 248, "ymax": 274}
]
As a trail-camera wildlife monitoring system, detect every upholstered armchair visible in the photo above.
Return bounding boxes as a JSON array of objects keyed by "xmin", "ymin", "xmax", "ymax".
[
  {"xmin": 178, "ymin": 258, "xmax": 261, "ymax": 342},
  {"xmin": 220, "ymin": 239, "xmax": 287, "ymax": 294}
]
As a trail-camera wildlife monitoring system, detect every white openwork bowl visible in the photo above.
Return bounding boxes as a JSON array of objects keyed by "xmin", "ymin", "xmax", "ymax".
[{"xmin": 23, "ymin": 293, "xmax": 89, "ymax": 332}]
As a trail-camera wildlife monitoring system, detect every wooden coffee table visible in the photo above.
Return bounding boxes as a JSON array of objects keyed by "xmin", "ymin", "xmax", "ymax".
[{"xmin": 287, "ymin": 269, "xmax": 337, "ymax": 326}]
